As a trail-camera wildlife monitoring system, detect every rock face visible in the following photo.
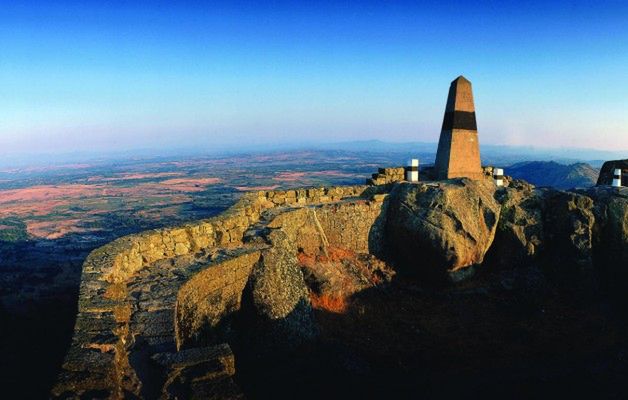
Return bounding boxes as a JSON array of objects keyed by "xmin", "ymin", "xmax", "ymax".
[
  {"xmin": 386, "ymin": 178, "xmax": 500, "ymax": 282},
  {"xmin": 586, "ymin": 187, "xmax": 628, "ymax": 294},
  {"xmin": 543, "ymin": 190, "xmax": 596, "ymax": 275},
  {"xmin": 486, "ymin": 180, "xmax": 544, "ymax": 269},
  {"xmin": 300, "ymin": 249, "xmax": 395, "ymax": 313},
  {"xmin": 488, "ymin": 182, "xmax": 624, "ymax": 280},
  {"xmin": 240, "ymin": 230, "xmax": 317, "ymax": 352},
  {"xmin": 53, "ymin": 167, "xmax": 628, "ymax": 399},
  {"xmin": 153, "ymin": 344, "xmax": 243, "ymax": 400},
  {"xmin": 175, "ymin": 251, "xmax": 261, "ymax": 349}
]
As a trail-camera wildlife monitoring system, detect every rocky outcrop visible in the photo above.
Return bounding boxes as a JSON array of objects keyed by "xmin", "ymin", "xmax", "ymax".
[
  {"xmin": 175, "ymin": 251, "xmax": 262, "ymax": 350},
  {"xmin": 53, "ymin": 166, "xmax": 628, "ymax": 399},
  {"xmin": 152, "ymin": 344, "xmax": 242, "ymax": 400},
  {"xmin": 265, "ymin": 197, "xmax": 389, "ymax": 259},
  {"xmin": 240, "ymin": 230, "xmax": 317, "ymax": 352},
  {"xmin": 543, "ymin": 190, "xmax": 596, "ymax": 275},
  {"xmin": 385, "ymin": 178, "xmax": 500, "ymax": 282},
  {"xmin": 585, "ymin": 186, "xmax": 628, "ymax": 294},
  {"xmin": 488, "ymin": 182, "xmax": 627, "ymax": 284},
  {"xmin": 485, "ymin": 180, "xmax": 544, "ymax": 269}
]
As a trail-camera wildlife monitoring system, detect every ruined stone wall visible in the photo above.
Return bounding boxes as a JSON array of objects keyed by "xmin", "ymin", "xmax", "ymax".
[
  {"xmin": 265, "ymin": 197, "xmax": 388, "ymax": 257},
  {"xmin": 367, "ymin": 167, "xmax": 406, "ymax": 185},
  {"xmin": 92, "ymin": 192, "xmax": 265, "ymax": 286},
  {"xmin": 170, "ymin": 198, "xmax": 389, "ymax": 362},
  {"xmin": 260, "ymin": 185, "xmax": 368, "ymax": 206},
  {"xmin": 52, "ymin": 192, "xmax": 269, "ymax": 398},
  {"xmin": 310, "ymin": 199, "xmax": 388, "ymax": 256},
  {"xmin": 52, "ymin": 167, "xmax": 628, "ymax": 399},
  {"xmin": 89, "ymin": 185, "xmax": 369, "ymax": 285},
  {"xmin": 52, "ymin": 184, "xmax": 370, "ymax": 399}
]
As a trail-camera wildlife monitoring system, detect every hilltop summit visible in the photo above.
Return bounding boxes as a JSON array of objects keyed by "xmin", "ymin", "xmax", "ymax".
[{"xmin": 52, "ymin": 166, "xmax": 628, "ymax": 398}]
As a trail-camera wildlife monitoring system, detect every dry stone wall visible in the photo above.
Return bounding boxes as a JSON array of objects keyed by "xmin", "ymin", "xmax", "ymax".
[
  {"xmin": 265, "ymin": 198, "xmax": 388, "ymax": 257},
  {"xmin": 367, "ymin": 167, "xmax": 406, "ymax": 185},
  {"xmin": 173, "ymin": 196, "xmax": 389, "ymax": 354},
  {"xmin": 52, "ymin": 184, "xmax": 371, "ymax": 399}
]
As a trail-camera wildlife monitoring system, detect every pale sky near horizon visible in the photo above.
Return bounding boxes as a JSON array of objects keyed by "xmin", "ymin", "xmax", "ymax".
[{"xmin": 1, "ymin": 1, "xmax": 627, "ymax": 156}]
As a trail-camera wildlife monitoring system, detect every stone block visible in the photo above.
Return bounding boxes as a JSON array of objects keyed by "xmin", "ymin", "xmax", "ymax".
[{"xmin": 372, "ymin": 194, "xmax": 388, "ymax": 202}]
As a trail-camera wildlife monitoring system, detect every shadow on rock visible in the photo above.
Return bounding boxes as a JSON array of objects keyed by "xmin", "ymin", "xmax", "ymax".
[{"xmin": 232, "ymin": 267, "xmax": 628, "ymax": 400}]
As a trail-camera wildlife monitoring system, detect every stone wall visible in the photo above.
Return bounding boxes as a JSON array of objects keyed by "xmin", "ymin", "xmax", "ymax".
[
  {"xmin": 52, "ymin": 170, "xmax": 628, "ymax": 399},
  {"xmin": 265, "ymin": 196, "xmax": 388, "ymax": 257},
  {"xmin": 52, "ymin": 184, "xmax": 371, "ymax": 399},
  {"xmin": 171, "ymin": 197, "xmax": 390, "ymax": 354},
  {"xmin": 86, "ymin": 185, "xmax": 369, "ymax": 286},
  {"xmin": 90, "ymin": 192, "xmax": 264, "ymax": 287},
  {"xmin": 260, "ymin": 185, "xmax": 368, "ymax": 206},
  {"xmin": 367, "ymin": 167, "xmax": 406, "ymax": 185}
]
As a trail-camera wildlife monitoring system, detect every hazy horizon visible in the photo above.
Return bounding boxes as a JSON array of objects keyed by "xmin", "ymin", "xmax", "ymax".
[
  {"xmin": 1, "ymin": 139, "xmax": 625, "ymax": 171},
  {"xmin": 2, "ymin": 2, "xmax": 628, "ymax": 155}
]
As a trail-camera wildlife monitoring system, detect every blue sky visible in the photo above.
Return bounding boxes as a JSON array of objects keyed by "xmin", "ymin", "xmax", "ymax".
[{"xmin": 1, "ymin": 1, "xmax": 627, "ymax": 156}]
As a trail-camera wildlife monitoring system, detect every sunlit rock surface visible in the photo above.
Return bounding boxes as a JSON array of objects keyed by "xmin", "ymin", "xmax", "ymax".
[
  {"xmin": 52, "ymin": 171, "xmax": 628, "ymax": 399},
  {"xmin": 386, "ymin": 178, "xmax": 500, "ymax": 282}
]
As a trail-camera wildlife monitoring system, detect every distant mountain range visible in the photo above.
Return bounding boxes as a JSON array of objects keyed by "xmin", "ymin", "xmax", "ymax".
[
  {"xmin": 505, "ymin": 161, "xmax": 600, "ymax": 189},
  {"xmin": 313, "ymin": 140, "xmax": 625, "ymax": 168}
]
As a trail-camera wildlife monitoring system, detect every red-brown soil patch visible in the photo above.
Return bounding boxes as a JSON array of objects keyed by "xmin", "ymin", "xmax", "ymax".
[
  {"xmin": 0, "ymin": 199, "xmax": 74, "ymax": 218},
  {"xmin": 0, "ymin": 178, "xmax": 220, "ymax": 206},
  {"xmin": 0, "ymin": 178, "xmax": 219, "ymax": 218},
  {"xmin": 25, "ymin": 219, "xmax": 94, "ymax": 239},
  {"xmin": 0, "ymin": 185, "xmax": 102, "ymax": 204},
  {"xmin": 299, "ymin": 246, "xmax": 394, "ymax": 315},
  {"xmin": 310, "ymin": 292, "xmax": 347, "ymax": 313}
]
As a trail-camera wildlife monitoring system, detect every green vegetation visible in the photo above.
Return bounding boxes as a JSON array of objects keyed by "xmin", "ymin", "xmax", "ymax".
[{"xmin": 0, "ymin": 218, "xmax": 28, "ymax": 242}]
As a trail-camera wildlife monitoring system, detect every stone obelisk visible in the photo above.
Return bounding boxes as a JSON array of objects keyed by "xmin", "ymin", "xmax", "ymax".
[{"xmin": 434, "ymin": 76, "xmax": 483, "ymax": 180}]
